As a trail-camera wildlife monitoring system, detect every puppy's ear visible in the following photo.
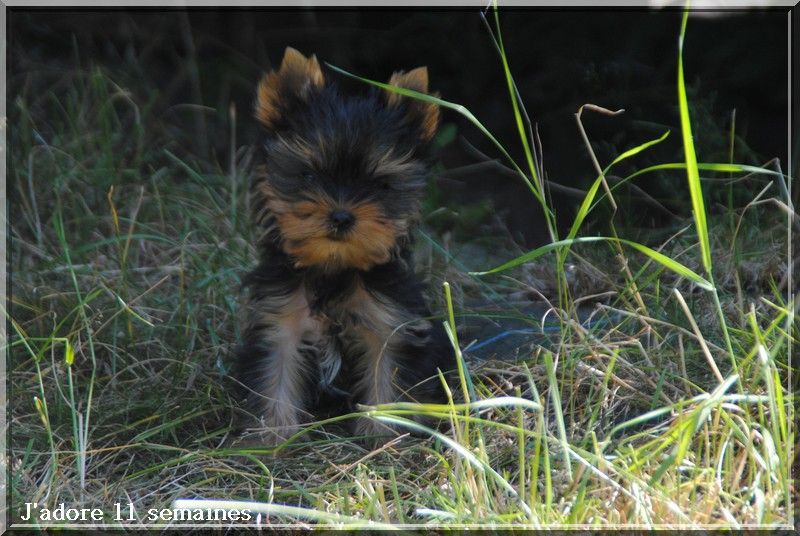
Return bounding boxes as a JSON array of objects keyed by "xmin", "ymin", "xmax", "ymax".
[
  {"xmin": 384, "ymin": 67, "xmax": 440, "ymax": 142},
  {"xmin": 255, "ymin": 47, "xmax": 325, "ymax": 129}
]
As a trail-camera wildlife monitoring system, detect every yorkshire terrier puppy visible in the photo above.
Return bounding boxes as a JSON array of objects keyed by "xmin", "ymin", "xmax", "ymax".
[{"xmin": 235, "ymin": 47, "xmax": 455, "ymax": 444}]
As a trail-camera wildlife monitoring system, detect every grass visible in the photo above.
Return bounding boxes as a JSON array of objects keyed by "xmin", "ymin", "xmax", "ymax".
[{"xmin": 7, "ymin": 5, "xmax": 794, "ymax": 529}]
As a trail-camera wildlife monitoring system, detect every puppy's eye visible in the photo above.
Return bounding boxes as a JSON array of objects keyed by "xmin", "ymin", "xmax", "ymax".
[
  {"xmin": 378, "ymin": 177, "xmax": 393, "ymax": 190},
  {"xmin": 300, "ymin": 172, "xmax": 316, "ymax": 182}
]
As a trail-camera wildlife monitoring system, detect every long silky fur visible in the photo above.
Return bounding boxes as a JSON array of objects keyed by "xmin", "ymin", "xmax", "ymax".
[{"xmin": 234, "ymin": 48, "xmax": 455, "ymax": 442}]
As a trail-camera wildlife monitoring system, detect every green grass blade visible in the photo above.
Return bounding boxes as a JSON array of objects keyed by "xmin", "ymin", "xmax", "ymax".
[
  {"xmin": 565, "ymin": 130, "xmax": 671, "ymax": 243},
  {"xmin": 470, "ymin": 236, "xmax": 712, "ymax": 290},
  {"xmin": 592, "ymin": 161, "xmax": 789, "ymax": 213},
  {"xmin": 374, "ymin": 414, "xmax": 533, "ymax": 517},
  {"xmin": 621, "ymin": 239, "xmax": 711, "ymax": 289},
  {"xmin": 544, "ymin": 351, "xmax": 572, "ymax": 480},
  {"xmin": 677, "ymin": 6, "xmax": 711, "ymax": 273},
  {"xmin": 608, "ymin": 130, "xmax": 672, "ymax": 170},
  {"xmin": 471, "ymin": 237, "xmax": 600, "ymax": 275},
  {"xmin": 491, "ymin": 2, "xmax": 539, "ymax": 187}
]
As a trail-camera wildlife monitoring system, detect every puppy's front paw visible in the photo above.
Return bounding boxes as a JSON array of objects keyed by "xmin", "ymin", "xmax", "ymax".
[{"xmin": 231, "ymin": 421, "xmax": 307, "ymax": 454}]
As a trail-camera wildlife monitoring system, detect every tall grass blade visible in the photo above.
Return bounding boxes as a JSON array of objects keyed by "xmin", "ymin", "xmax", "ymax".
[
  {"xmin": 677, "ymin": 5, "xmax": 711, "ymax": 273},
  {"xmin": 562, "ymin": 130, "xmax": 671, "ymax": 266},
  {"xmin": 543, "ymin": 351, "xmax": 572, "ymax": 480},
  {"xmin": 374, "ymin": 414, "xmax": 532, "ymax": 517},
  {"xmin": 471, "ymin": 236, "xmax": 712, "ymax": 290}
]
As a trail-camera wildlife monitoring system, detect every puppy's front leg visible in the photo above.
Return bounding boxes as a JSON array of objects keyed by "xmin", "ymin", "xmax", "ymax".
[
  {"xmin": 346, "ymin": 284, "xmax": 452, "ymax": 440},
  {"xmin": 236, "ymin": 285, "xmax": 322, "ymax": 444},
  {"xmin": 349, "ymin": 299, "xmax": 405, "ymax": 439}
]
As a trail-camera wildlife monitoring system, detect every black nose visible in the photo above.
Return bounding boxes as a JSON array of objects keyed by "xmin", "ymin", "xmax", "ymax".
[{"xmin": 328, "ymin": 208, "xmax": 355, "ymax": 233}]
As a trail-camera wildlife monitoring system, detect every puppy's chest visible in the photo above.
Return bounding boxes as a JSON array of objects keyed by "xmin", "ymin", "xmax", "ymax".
[
  {"xmin": 302, "ymin": 276, "xmax": 384, "ymax": 394},
  {"xmin": 306, "ymin": 284, "xmax": 372, "ymax": 343},
  {"xmin": 304, "ymin": 272, "xmax": 381, "ymax": 331}
]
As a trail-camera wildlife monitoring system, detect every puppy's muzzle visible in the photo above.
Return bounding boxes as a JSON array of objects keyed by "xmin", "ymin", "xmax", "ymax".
[{"xmin": 328, "ymin": 208, "xmax": 355, "ymax": 238}]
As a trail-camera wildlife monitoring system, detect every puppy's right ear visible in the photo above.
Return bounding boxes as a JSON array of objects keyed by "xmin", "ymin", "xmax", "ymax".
[{"xmin": 255, "ymin": 47, "xmax": 325, "ymax": 129}]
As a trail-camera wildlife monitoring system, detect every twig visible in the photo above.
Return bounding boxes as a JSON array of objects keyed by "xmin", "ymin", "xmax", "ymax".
[{"xmin": 673, "ymin": 288, "xmax": 724, "ymax": 383}]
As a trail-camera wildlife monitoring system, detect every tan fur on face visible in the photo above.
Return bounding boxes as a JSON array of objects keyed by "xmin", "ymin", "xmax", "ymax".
[
  {"xmin": 259, "ymin": 183, "xmax": 401, "ymax": 271},
  {"xmin": 256, "ymin": 47, "xmax": 325, "ymax": 128},
  {"xmin": 284, "ymin": 204, "xmax": 398, "ymax": 271}
]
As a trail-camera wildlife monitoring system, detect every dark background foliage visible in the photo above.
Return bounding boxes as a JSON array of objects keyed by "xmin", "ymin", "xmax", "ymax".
[{"xmin": 8, "ymin": 7, "xmax": 792, "ymax": 246}]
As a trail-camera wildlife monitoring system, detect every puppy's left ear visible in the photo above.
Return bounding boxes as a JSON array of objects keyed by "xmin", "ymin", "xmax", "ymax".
[{"xmin": 384, "ymin": 67, "xmax": 440, "ymax": 142}]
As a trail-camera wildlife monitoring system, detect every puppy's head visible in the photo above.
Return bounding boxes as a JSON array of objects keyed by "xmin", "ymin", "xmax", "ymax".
[{"xmin": 251, "ymin": 47, "xmax": 439, "ymax": 272}]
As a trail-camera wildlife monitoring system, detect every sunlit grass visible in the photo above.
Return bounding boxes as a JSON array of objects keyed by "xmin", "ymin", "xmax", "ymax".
[{"xmin": 7, "ymin": 4, "xmax": 793, "ymax": 530}]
